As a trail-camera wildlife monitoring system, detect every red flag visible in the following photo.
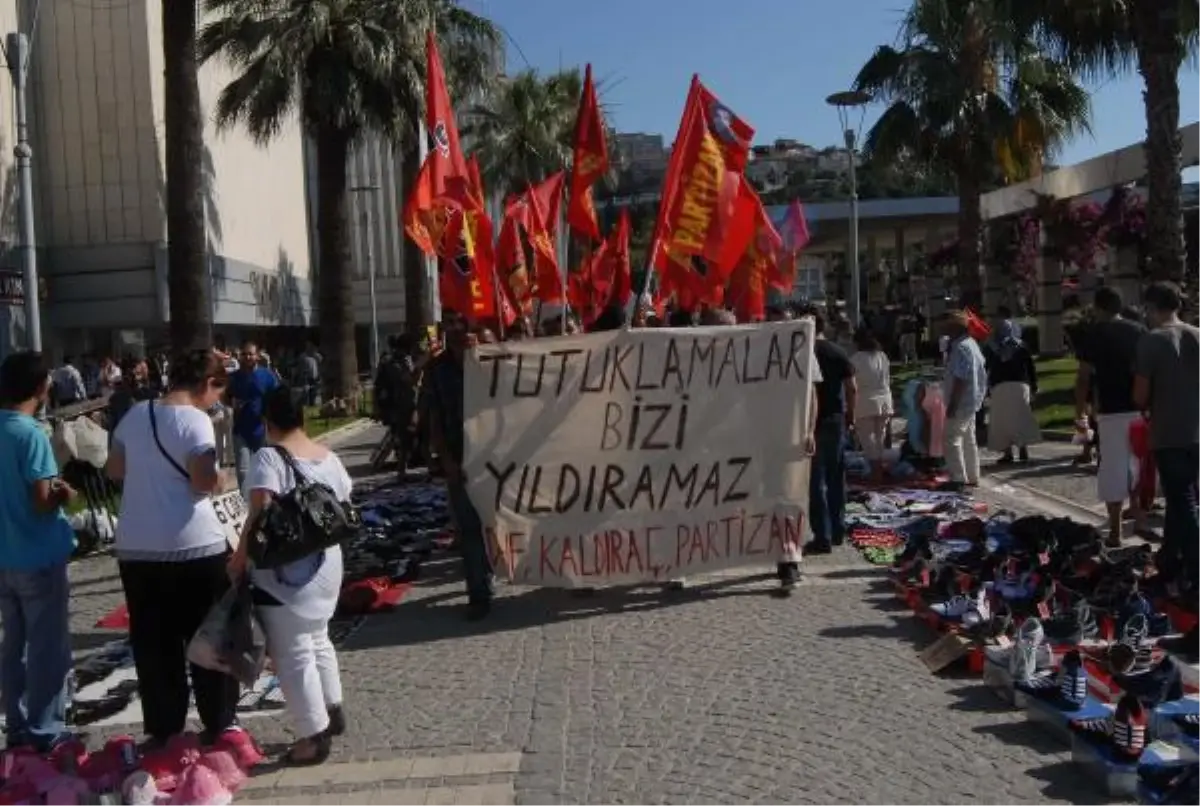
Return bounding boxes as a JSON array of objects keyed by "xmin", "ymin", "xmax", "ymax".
[
  {"xmin": 728, "ymin": 186, "xmax": 781, "ymax": 323},
  {"xmin": 437, "ymin": 156, "xmax": 498, "ymax": 321},
  {"xmin": 526, "ymin": 182, "xmax": 563, "ymax": 304},
  {"xmin": 653, "ymin": 76, "xmax": 755, "ymax": 284},
  {"xmin": 590, "ymin": 209, "xmax": 632, "ymax": 309},
  {"xmin": 496, "ymin": 215, "xmax": 531, "ymax": 311},
  {"xmin": 771, "ymin": 200, "xmax": 811, "ymax": 291},
  {"xmin": 567, "ymin": 65, "xmax": 609, "ymax": 241},
  {"xmin": 423, "ymin": 30, "xmax": 473, "ymax": 211},
  {"xmin": 403, "ymin": 32, "xmax": 475, "ymax": 259}
]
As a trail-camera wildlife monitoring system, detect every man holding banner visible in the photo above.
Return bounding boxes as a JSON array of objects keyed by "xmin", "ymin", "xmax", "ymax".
[
  {"xmin": 461, "ymin": 319, "xmax": 819, "ymax": 595},
  {"xmin": 427, "ymin": 311, "xmax": 495, "ymax": 620}
]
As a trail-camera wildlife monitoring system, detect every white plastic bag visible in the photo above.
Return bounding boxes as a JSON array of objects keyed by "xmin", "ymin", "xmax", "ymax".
[{"xmin": 186, "ymin": 582, "xmax": 266, "ymax": 686}]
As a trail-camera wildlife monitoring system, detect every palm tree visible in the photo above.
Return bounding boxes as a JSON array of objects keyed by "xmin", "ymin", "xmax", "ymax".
[
  {"xmin": 1031, "ymin": 0, "xmax": 1198, "ymax": 283},
  {"xmin": 463, "ymin": 68, "xmax": 583, "ymax": 198},
  {"xmin": 199, "ymin": 0, "xmax": 498, "ymax": 397},
  {"xmin": 854, "ymin": 0, "xmax": 1091, "ymax": 306},
  {"xmin": 162, "ymin": 0, "xmax": 211, "ymax": 350}
]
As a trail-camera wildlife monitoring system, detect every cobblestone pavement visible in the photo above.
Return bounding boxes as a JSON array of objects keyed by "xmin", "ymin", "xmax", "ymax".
[{"xmin": 62, "ymin": 424, "xmax": 1111, "ymax": 804}]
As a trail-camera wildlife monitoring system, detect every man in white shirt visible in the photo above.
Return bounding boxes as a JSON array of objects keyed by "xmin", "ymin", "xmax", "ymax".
[{"xmin": 942, "ymin": 311, "xmax": 989, "ymax": 488}]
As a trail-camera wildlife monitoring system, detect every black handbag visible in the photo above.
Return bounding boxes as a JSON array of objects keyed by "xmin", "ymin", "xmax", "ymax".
[{"xmin": 245, "ymin": 445, "xmax": 361, "ymax": 569}]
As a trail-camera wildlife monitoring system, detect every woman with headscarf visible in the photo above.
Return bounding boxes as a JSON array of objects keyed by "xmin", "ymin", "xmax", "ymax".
[{"xmin": 984, "ymin": 320, "xmax": 1041, "ymax": 463}]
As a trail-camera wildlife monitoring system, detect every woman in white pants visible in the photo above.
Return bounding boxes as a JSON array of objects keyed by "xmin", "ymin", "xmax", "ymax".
[{"xmin": 230, "ymin": 386, "xmax": 349, "ymax": 766}]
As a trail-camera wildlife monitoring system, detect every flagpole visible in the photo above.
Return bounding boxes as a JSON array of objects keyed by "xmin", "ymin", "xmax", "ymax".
[
  {"xmin": 492, "ymin": 264, "xmax": 506, "ymax": 340},
  {"xmin": 560, "ymin": 205, "xmax": 569, "ymax": 335}
]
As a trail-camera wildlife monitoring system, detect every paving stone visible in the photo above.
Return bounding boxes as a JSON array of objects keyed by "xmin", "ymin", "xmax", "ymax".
[{"xmin": 64, "ymin": 424, "xmax": 1109, "ymax": 804}]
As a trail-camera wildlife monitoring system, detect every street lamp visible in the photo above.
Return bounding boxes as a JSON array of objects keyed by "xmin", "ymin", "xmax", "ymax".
[
  {"xmin": 349, "ymin": 184, "xmax": 381, "ymax": 370},
  {"xmin": 825, "ymin": 89, "xmax": 870, "ymax": 327}
]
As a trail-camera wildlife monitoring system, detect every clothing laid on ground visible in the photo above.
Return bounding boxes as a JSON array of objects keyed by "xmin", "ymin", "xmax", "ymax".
[
  {"xmin": 849, "ymin": 350, "xmax": 893, "ymax": 420},
  {"xmin": 1137, "ymin": 321, "xmax": 1199, "ymax": 450},
  {"xmin": 1076, "ymin": 318, "xmax": 1145, "ymax": 415},
  {"xmin": 246, "ymin": 445, "xmax": 349, "ymax": 738}
]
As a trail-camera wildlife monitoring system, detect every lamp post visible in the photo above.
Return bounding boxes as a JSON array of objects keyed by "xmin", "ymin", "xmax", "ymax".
[
  {"xmin": 825, "ymin": 89, "xmax": 870, "ymax": 327},
  {"xmin": 349, "ymin": 184, "xmax": 381, "ymax": 370}
]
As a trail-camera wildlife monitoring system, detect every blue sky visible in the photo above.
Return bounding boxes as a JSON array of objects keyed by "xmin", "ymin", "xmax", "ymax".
[{"xmin": 468, "ymin": 0, "xmax": 1198, "ymax": 172}]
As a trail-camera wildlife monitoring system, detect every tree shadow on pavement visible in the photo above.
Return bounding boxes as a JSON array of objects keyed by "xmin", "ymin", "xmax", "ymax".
[
  {"xmin": 972, "ymin": 721, "xmax": 1065, "ymax": 756},
  {"xmin": 817, "ymin": 615, "xmax": 933, "ymax": 650},
  {"xmin": 342, "ymin": 572, "xmax": 782, "ymax": 651},
  {"xmin": 1026, "ymin": 760, "xmax": 1108, "ymax": 805},
  {"xmin": 942, "ymin": 684, "xmax": 1015, "ymax": 715}
]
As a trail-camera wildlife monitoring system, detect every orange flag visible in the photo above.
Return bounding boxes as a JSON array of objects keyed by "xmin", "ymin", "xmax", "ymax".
[{"xmin": 567, "ymin": 65, "xmax": 609, "ymax": 241}]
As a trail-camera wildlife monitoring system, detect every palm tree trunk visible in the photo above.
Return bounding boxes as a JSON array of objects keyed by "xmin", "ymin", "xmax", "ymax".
[
  {"xmin": 1135, "ymin": 1, "xmax": 1187, "ymax": 283},
  {"xmin": 401, "ymin": 146, "xmax": 431, "ymax": 338},
  {"xmin": 314, "ymin": 125, "xmax": 357, "ymax": 400},
  {"xmin": 955, "ymin": 170, "xmax": 983, "ymax": 309},
  {"xmin": 162, "ymin": 0, "xmax": 210, "ymax": 350}
]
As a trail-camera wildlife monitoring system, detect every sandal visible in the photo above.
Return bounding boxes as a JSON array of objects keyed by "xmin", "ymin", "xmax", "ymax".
[{"xmin": 282, "ymin": 733, "xmax": 331, "ymax": 767}]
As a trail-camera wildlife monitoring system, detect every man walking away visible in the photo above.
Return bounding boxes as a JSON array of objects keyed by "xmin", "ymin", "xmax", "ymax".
[
  {"xmin": 300, "ymin": 343, "xmax": 322, "ymax": 406},
  {"xmin": 0, "ymin": 352, "xmax": 76, "ymax": 751},
  {"xmin": 1134, "ymin": 282, "xmax": 1198, "ymax": 592},
  {"xmin": 375, "ymin": 335, "xmax": 419, "ymax": 478},
  {"xmin": 941, "ymin": 311, "xmax": 989, "ymax": 490},
  {"xmin": 1074, "ymin": 287, "xmax": 1146, "ymax": 547},
  {"xmin": 803, "ymin": 309, "xmax": 856, "ymax": 557},
  {"xmin": 426, "ymin": 312, "xmax": 493, "ymax": 621},
  {"xmin": 228, "ymin": 341, "xmax": 279, "ymax": 491}
]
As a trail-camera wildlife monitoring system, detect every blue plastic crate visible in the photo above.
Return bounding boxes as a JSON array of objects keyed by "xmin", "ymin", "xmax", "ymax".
[
  {"xmin": 1070, "ymin": 731, "xmax": 1141, "ymax": 799},
  {"xmin": 1151, "ymin": 697, "xmax": 1199, "ymax": 745},
  {"xmin": 1026, "ymin": 693, "xmax": 1112, "ymax": 745}
]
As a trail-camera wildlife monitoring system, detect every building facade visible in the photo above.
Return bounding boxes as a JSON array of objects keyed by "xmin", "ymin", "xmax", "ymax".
[{"xmin": 0, "ymin": 0, "xmax": 314, "ymax": 361}]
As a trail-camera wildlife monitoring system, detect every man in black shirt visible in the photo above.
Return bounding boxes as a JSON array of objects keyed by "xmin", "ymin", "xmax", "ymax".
[
  {"xmin": 804, "ymin": 309, "xmax": 857, "ymax": 556},
  {"xmin": 427, "ymin": 311, "xmax": 493, "ymax": 620},
  {"xmin": 1074, "ymin": 287, "xmax": 1146, "ymax": 546}
]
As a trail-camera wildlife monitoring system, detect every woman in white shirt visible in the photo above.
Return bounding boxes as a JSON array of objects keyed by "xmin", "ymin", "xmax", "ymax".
[
  {"xmin": 105, "ymin": 349, "xmax": 240, "ymax": 746},
  {"xmin": 849, "ymin": 328, "xmax": 894, "ymax": 481},
  {"xmin": 229, "ymin": 386, "xmax": 349, "ymax": 766}
]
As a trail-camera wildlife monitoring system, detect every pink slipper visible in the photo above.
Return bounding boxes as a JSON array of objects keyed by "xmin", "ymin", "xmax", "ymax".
[
  {"xmin": 210, "ymin": 727, "xmax": 264, "ymax": 769},
  {"xmin": 42, "ymin": 773, "xmax": 91, "ymax": 804},
  {"xmin": 170, "ymin": 764, "xmax": 231, "ymax": 806},
  {"xmin": 122, "ymin": 770, "xmax": 160, "ymax": 806},
  {"xmin": 197, "ymin": 751, "xmax": 245, "ymax": 792}
]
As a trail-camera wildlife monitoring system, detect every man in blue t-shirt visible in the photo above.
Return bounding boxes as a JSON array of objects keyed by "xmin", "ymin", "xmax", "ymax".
[
  {"xmin": 228, "ymin": 341, "xmax": 279, "ymax": 490},
  {"xmin": 0, "ymin": 351, "xmax": 76, "ymax": 751}
]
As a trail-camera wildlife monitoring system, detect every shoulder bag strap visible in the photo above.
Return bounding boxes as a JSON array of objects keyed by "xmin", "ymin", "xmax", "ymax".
[
  {"xmin": 149, "ymin": 401, "xmax": 191, "ymax": 481},
  {"xmin": 270, "ymin": 444, "xmax": 311, "ymax": 487}
]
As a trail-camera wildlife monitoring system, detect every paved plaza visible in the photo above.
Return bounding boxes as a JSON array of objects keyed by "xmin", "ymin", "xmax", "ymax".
[{"xmin": 62, "ymin": 425, "xmax": 1118, "ymax": 804}]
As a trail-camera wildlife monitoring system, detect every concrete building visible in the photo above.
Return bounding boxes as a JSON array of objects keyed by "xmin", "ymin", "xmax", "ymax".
[{"xmin": 0, "ymin": 0, "xmax": 315, "ymax": 361}]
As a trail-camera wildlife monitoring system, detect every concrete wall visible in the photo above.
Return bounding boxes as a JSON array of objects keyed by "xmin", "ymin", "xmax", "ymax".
[
  {"xmin": 7, "ymin": 0, "xmax": 313, "ymax": 359},
  {"xmin": 0, "ymin": 0, "xmax": 24, "ymax": 356}
]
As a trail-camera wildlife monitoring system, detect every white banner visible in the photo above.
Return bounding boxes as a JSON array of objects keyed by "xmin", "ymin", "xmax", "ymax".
[{"xmin": 464, "ymin": 321, "xmax": 816, "ymax": 587}]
